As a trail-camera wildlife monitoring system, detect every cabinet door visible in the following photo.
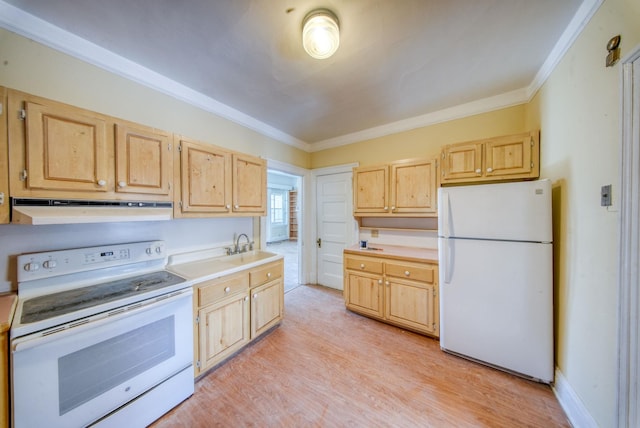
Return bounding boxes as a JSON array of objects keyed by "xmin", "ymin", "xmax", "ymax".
[
  {"xmin": 484, "ymin": 133, "xmax": 533, "ymax": 178},
  {"xmin": 385, "ymin": 278, "xmax": 438, "ymax": 336},
  {"xmin": 353, "ymin": 165, "xmax": 389, "ymax": 214},
  {"xmin": 344, "ymin": 271, "xmax": 384, "ymax": 318},
  {"xmin": 179, "ymin": 138, "xmax": 232, "ymax": 213},
  {"xmin": 250, "ymin": 279, "xmax": 283, "ymax": 338},
  {"xmin": 390, "ymin": 159, "xmax": 437, "ymax": 214},
  {"xmin": 0, "ymin": 87, "xmax": 8, "ymax": 224},
  {"xmin": 441, "ymin": 142, "xmax": 482, "ymax": 182},
  {"xmin": 115, "ymin": 123, "xmax": 172, "ymax": 197},
  {"xmin": 198, "ymin": 293, "xmax": 250, "ymax": 374},
  {"xmin": 24, "ymin": 101, "xmax": 109, "ymax": 192},
  {"xmin": 232, "ymin": 153, "xmax": 266, "ymax": 214}
]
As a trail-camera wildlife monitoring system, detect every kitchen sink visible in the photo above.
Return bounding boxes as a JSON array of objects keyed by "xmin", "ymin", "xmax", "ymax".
[{"xmin": 225, "ymin": 250, "xmax": 278, "ymax": 266}]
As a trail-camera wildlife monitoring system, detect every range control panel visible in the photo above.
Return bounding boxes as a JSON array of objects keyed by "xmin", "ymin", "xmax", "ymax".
[{"xmin": 18, "ymin": 241, "xmax": 166, "ymax": 282}]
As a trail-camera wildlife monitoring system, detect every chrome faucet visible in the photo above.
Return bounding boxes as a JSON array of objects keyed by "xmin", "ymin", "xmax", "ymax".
[{"xmin": 234, "ymin": 233, "xmax": 252, "ymax": 254}]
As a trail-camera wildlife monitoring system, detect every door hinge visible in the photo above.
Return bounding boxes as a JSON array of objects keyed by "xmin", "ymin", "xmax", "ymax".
[
  {"xmin": 19, "ymin": 169, "xmax": 28, "ymax": 181},
  {"xmin": 19, "ymin": 109, "xmax": 26, "ymax": 120}
]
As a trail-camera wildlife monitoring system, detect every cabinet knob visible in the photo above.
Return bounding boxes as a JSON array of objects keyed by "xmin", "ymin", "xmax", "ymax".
[
  {"xmin": 385, "ymin": 281, "xmax": 389, "ymax": 286},
  {"xmin": 226, "ymin": 204, "xmax": 231, "ymax": 210},
  {"xmin": 245, "ymin": 296, "xmax": 249, "ymax": 301},
  {"xmin": 378, "ymin": 279, "xmax": 383, "ymax": 284},
  {"xmin": 234, "ymin": 205, "xmax": 239, "ymax": 209},
  {"xmin": 267, "ymin": 272, "xmax": 272, "ymax": 278},
  {"xmin": 486, "ymin": 167, "xmax": 493, "ymax": 173},
  {"xmin": 404, "ymin": 270, "xmax": 410, "ymax": 276},
  {"xmin": 118, "ymin": 181, "xmax": 127, "ymax": 188},
  {"xmin": 475, "ymin": 169, "xmax": 481, "ymax": 174},
  {"xmin": 224, "ymin": 286, "xmax": 231, "ymax": 293},
  {"xmin": 391, "ymin": 206, "xmax": 396, "ymax": 211},
  {"xmin": 384, "ymin": 206, "xmax": 388, "ymax": 210},
  {"xmin": 360, "ymin": 263, "xmax": 365, "ymax": 269},
  {"xmin": 253, "ymin": 293, "xmax": 258, "ymax": 299},
  {"xmin": 97, "ymin": 179, "xmax": 107, "ymax": 187}
]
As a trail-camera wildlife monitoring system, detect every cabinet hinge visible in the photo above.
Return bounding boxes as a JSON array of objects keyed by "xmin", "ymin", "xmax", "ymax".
[
  {"xmin": 441, "ymin": 152, "xmax": 445, "ymax": 160},
  {"xmin": 433, "ymin": 288, "xmax": 437, "ymax": 297},
  {"xmin": 179, "ymin": 201, "xmax": 183, "ymax": 208},
  {"xmin": 530, "ymin": 138, "xmax": 534, "ymax": 147},
  {"xmin": 19, "ymin": 109, "xmax": 26, "ymax": 120},
  {"xmin": 531, "ymin": 162, "xmax": 534, "ymax": 168},
  {"xmin": 19, "ymin": 169, "xmax": 28, "ymax": 181},
  {"xmin": 196, "ymin": 360, "xmax": 201, "ymax": 368},
  {"xmin": 433, "ymin": 322, "xmax": 437, "ymax": 330},
  {"xmin": 195, "ymin": 316, "xmax": 200, "ymax": 324},
  {"xmin": 177, "ymin": 143, "xmax": 182, "ymax": 152},
  {"xmin": 0, "ymin": 103, "xmax": 3, "ymax": 115},
  {"xmin": 168, "ymin": 143, "xmax": 172, "ymax": 151},
  {"xmin": 0, "ymin": 192, "xmax": 4, "ymax": 206}
]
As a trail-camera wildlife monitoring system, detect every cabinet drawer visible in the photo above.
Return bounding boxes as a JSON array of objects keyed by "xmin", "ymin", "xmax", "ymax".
[
  {"xmin": 385, "ymin": 262, "xmax": 436, "ymax": 283},
  {"xmin": 344, "ymin": 257, "xmax": 383, "ymax": 275},
  {"xmin": 197, "ymin": 272, "xmax": 249, "ymax": 307},
  {"xmin": 249, "ymin": 261, "xmax": 283, "ymax": 287}
]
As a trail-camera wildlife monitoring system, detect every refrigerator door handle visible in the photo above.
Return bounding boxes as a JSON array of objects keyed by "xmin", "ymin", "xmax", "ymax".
[
  {"xmin": 443, "ymin": 238, "xmax": 454, "ymax": 284},
  {"xmin": 440, "ymin": 191, "xmax": 450, "ymax": 238}
]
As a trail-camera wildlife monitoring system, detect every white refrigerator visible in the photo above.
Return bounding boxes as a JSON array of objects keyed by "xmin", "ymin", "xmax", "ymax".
[{"xmin": 438, "ymin": 179, "xmax": 553, "ymax": 383}]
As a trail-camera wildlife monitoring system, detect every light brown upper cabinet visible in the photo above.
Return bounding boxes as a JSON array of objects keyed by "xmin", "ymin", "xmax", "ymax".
[
  {"xmin": 232, "ymin": 153, "xmax": 267, "ymax": 214},
  {"xmin": 7, "ymin": 89, "xmax": 173, "ymax": 201},
  {"xmin": 353, "ymin": 157, "xmax": 438, "ymax": 217},
  {"xmin": 0, "ymin": 87, "xmax": 8, "ymax": 224},
  {"xmin": 115, "ymin": 122, "xmax": 173, "ymax": 197},
  {"xmin": 174, "ymin": 136, "xmax": 266, "ymax": 218},
  {"xmin": 440, "ymin": 131, "xmax": 540, "ymax": 184}
]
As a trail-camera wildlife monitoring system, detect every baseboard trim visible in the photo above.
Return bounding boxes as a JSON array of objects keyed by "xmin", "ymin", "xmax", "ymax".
[{"xmin": 552, "ymin": 367, "xmax": 598, "ymax": 428}]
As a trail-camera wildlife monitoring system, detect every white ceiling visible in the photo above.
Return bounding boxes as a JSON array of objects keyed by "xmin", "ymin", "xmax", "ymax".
[{"xmin": 1, "ymin": 0, "xmax": 592, "ymax": 151}]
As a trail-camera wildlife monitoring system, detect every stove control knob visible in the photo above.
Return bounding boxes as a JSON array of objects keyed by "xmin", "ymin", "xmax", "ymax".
[
  {"xmin": 155, "ymin": 246, "xmax": 162, "ymax": 254},
  {"xmin": 24, "ymin": 262, "xmax": 40, "ymax": 272},
  {"xmin": 146, "ymin": 248, "xmax": 153, "ymax": 255},
  {"xmin": 43, "ymin": 260, "xmax": 57, "ymax": 269}
]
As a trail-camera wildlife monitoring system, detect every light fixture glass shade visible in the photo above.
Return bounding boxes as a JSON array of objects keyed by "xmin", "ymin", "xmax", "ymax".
[{"xmin": 302, "ymin": 9, "xmax": 339, "ymax": 59}]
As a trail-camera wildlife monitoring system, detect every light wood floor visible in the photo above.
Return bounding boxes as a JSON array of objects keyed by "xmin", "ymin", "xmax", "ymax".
[{"xmin": 152, "ymin": 285, "xmax": 569, "ymax": 427}]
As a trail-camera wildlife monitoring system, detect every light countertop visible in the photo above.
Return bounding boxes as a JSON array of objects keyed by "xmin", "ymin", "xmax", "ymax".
[
  {"xmin": 0, "ymin": 294, "xmax": 17, "ymax": 334},
  {"xmin": 168, "ymin": 250, "xmax": 284, "ymax": 283},
  {"xmin": 344, "ymin": 244, "xmax": 438, "ymax": 263}
]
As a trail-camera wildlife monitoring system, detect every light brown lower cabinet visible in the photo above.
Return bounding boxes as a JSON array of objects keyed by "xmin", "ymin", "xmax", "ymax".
[
  {"xmin": 193, "ymin": 259, "xmax": 283, "ymax": 377},
  {"xmin": 344, "ymin": 253, "xmax": 439, "ymax": 337}
]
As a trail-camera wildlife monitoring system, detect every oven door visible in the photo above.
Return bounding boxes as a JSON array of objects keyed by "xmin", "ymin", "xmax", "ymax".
[{"xmin": 11, "ymin": 289, "xmax": 193, "ymax": 428}]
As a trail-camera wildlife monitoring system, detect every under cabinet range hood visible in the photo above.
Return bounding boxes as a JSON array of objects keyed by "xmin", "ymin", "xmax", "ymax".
[{"xmin": 11, "ymin": 198, "xmax": 173, "ymax": 225}]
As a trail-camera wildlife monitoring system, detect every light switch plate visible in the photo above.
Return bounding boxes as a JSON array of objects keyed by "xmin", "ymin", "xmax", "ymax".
[{"xmin": 601, "ymin": 184, "xmax": 612, "ymax": 206}]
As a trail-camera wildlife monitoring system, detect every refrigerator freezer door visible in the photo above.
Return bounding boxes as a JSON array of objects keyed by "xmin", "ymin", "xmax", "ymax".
[
  {"xmin": 439, "ymin": 237, "xmax": 553, "ymax": 382},
  {"xmin": 438, "ymin": 179, "xmax": 552, "ymax": 242}
]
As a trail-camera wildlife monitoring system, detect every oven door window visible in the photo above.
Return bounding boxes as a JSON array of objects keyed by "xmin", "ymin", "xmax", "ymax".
[{"xmin": 11, "ymin": 291, "xmax": 193, "ymax": 428}]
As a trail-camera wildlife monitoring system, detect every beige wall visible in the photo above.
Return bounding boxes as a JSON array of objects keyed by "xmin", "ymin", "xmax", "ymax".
[
  {"xmin": 311, "ymin": 104, "xmax": 527, "ymax": 168},
  {"xmin": 0, "ymin": 28, "xmax": 311, "ymax": 169},
  {"xmin": 526, "ymin": 0, "xmax": 640, "ymax": 426}
]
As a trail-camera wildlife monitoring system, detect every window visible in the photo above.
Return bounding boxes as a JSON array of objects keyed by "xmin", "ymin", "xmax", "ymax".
[{"xmin": 269, "ymin": 190, "xmax": 287, "ymax": 225}]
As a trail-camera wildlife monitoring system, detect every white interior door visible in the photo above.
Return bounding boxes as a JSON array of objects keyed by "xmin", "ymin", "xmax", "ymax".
[{"xmin": 316, "ymin": 172, "xmax": 353, "ymax": 290}]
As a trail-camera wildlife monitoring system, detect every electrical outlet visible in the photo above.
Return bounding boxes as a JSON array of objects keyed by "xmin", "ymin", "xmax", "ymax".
[{"xmin": 601, "ymin": 184, "xmax": 612, "ymax": 206}]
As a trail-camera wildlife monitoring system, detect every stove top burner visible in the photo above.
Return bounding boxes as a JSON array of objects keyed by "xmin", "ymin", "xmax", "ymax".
[{"xmin": 21, "ymin": 271, "xmax": 185, "ymax": 325}]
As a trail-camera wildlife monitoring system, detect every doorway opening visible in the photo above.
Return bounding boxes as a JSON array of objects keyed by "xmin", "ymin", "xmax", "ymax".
[{"xmin": 266, "ymin": 169, "xmax": 302, "ymax": 293}]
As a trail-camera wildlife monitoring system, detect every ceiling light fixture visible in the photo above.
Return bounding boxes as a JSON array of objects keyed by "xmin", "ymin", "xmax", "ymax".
[{"xmin": 302, "ymin": 9, "xmax": 340, "ymax": 59}]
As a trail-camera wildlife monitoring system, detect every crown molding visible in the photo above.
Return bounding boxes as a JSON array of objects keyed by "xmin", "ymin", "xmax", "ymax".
[
  {"xmin": 0, "ymin": 0, "xmax": 602, "ymax": 154},
  {"xmin": 0, "ymin": 1, "xmax": 310, "ymax": 152},
  {"xmin": 309, "ymin": 88, "xmax": 529, "ymax": 152}
]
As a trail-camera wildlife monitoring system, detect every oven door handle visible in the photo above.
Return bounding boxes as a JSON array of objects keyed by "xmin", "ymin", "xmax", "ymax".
[{"xmin": 12, "ymin": 289, "xmax": 192, "ymax": 353}]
